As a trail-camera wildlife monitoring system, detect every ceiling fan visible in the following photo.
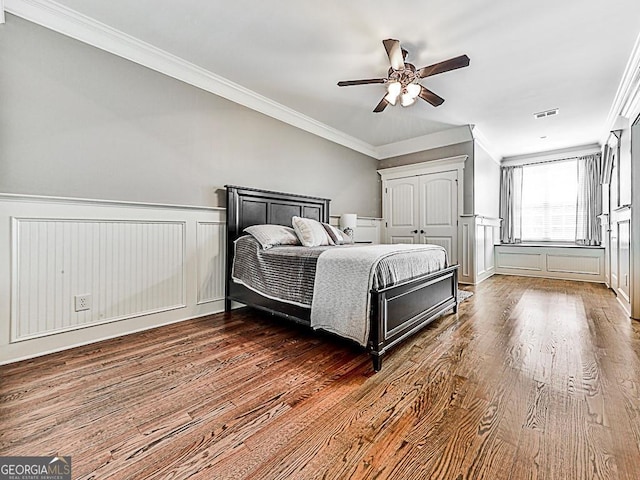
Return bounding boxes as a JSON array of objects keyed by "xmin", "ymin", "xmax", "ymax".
[{"xmin": 337, "ymin": 39, "xmax": 470, "ymax": 113}]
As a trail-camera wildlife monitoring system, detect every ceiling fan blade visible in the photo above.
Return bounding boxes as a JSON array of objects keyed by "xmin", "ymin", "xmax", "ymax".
[
  {"xmin": 373, "ymin": 97, "xmax": 389, "ymax": 113},
  {"xmin": 383, "ymin": 39, "xmax": 405, "ymax": 70},
  {"xmin": 337, "ymin": 78, "xmax": 387, "ymax": 87},
  {"xmin": 419, "ymin": 86, "xmax": 445, "ymax": 107},
  {"xmin": 418, "ymin": 54, "xmax": 470, "ymax": 78}
]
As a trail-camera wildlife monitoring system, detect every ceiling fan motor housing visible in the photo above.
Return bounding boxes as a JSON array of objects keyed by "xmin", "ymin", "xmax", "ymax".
[{"xmin": 389, "ymin": 63, "xmax": 418, "ymax": 85}]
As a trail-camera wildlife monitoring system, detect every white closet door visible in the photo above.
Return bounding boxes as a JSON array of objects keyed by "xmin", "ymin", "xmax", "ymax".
[
  {"xmin": 418, "ymin": 170, "xmax": 458, "ymax": 263},
  {"xmin": 385, "ymin": 177, "xmax": 420, "ymax": 244}
]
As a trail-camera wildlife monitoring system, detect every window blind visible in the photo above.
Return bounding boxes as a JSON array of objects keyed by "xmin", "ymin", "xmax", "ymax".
[{"xmin": 521, "ymin": 159, "xmax": 578, "ymax": 242}]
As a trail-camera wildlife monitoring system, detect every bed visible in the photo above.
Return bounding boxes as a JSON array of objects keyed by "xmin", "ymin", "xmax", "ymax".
[{"xmin": 225, "ymin": 185, "xmax": 458, "ymax": 371}]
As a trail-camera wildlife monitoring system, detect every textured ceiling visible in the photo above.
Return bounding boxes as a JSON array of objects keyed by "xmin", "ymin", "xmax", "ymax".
[{"xmin": 48, "ymin": 0, "xmax": 640, "ymax": 158}]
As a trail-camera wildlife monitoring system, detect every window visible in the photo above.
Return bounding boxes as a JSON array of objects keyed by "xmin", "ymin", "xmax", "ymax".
[{"xmin": 521, "ymin": 159, "xmax": 578, "ymax": 242}]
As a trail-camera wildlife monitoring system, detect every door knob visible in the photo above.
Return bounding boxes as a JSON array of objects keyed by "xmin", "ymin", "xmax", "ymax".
[
  {"xmin": 411, "ymin": 230, "xmax": 418, "ymax": 234},
  {"xmin": 420, "ymin": 230, "xmax": 425, "ymax": 234}
]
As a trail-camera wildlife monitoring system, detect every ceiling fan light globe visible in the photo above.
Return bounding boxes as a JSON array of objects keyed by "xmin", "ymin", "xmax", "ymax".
[
  {"xmin": 401, "ymin": 93, "xmax": 417, "ymax": 107},
  {"xmin": 384, "ymin": 92, "xmax": 399, "ymax": 105},
  {"xmin": 385, "ymin": 81, "xmax": 401, "ymax": 105},
  {"xmin": 406, "ymin": 83, "xmax": 421, "ymax": 99},
  {"xmin": 386, "ymin": 81, "xmax": 401, "ymax": 96}
]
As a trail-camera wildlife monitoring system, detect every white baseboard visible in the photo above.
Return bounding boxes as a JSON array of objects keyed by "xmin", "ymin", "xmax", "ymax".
[
  {"xmin": 493, "ymin": 272, "xmax": 605, "ymax": 284},
  {"xmin": 0, "ymin": 303, "xmax": 224, "ymax": 365}
]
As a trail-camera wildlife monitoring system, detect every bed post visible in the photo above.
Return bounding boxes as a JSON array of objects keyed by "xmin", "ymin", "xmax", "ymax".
[
  {"xmin": 372, "ymin": 354, "xmax": 383, "ymax": 372},
  {"xmin": 452, "ymin": 266, "xmax": 459, "ymax": 313},
  {"xmin": 369, "ymin": 290, "xmax": 386, "ymax": 371},
  {"xmin": 225, "ymin": 187, "xmax": 238, "ymax": 313}
]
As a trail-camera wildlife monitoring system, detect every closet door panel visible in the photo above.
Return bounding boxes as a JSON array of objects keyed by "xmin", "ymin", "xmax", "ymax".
[
  {"xmin": 422, "ymin": 236, "xmax": 453, "ymax": 256},
  {"xmin": 419, "ymin": 171, "xmax": 458, "ymax": 263},
  {"xmin": 385, "ymin": 177, "xmax": 420, "ymax": 243}
]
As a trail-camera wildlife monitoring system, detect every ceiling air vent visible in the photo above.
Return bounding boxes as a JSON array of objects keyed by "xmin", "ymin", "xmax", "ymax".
[{"xmin": 534, "ymin": 108, "xmax": 559, "ymax": 119}]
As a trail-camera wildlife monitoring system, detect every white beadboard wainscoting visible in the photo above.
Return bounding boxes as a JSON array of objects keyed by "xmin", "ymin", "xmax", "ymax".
[
  {"xmin": 12, "ymin": 219, "xmax": 187, "ymax": 341},
  {"xmin": 0, "ymin": 194, "xmax": 225, "ymax": 364},
  {"xmin": 495, "ymin": 245, "xmax": 605, "ymax": 283},
  {"xmin": 609, "ymin": 206, "xmax": 632, "ymax": 314},
  {"xmin": 459, "ymin": 215, "xmax": 501, "ymax": 285}
]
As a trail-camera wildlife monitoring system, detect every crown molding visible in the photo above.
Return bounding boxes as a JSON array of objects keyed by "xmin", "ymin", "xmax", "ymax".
[
  {"xmin": 501, "ymin": 143, "xmax": 600, "ymax": 166},
  {"xmin": 602, "ymin": 31, "xmax": 640, "ymax": 141},
  {"xmin": 3, "ymin": 0, "xmax": 501, "ymax": 161},
  {"xmin": 4, "ymin": 0, "xmax": 378, "ymax": 158},
  {"xmin": 376, "ymin": 125, "xmax": 474, "ymax": 159},
  {"xmin": 470, "ymin": 125, "xmax": 501, "ymax": 165}
]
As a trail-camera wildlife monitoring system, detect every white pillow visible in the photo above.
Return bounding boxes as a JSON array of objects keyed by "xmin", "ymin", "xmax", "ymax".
[
  {"xmin": 291, "ymin": 216, "xmax": 333, "ymax": 247},
  {"xmin": 244, "ymin": 224, "xmax": 300, "ymax": 249}
]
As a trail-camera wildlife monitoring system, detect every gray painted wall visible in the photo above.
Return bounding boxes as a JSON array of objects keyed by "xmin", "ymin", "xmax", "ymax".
[
  {"xmin": 0, "ymin": 16, "xmax": 381, "ymax": 217},
  {"xmin": 473, "ymin": 144, "xmax": 500, "ymax": 218},
  {"xmin": 378, "ymin": 141, "xmax": 475, "ymax": 214}
]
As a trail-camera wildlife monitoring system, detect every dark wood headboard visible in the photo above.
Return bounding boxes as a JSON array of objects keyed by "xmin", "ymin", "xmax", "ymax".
[
  {"xmin": 225, "ymin": 185, "xmax": 331, "ymax": 306},
  {"xmin": 226, "ymin": 185, "xmax": 330, "ymax": 240}
]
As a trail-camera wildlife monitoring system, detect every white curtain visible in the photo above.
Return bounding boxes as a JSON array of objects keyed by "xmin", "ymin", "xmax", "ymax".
[
  {"xmin": 500, "ymin": 166, "xmax": 523, "ymax": 243},
  {"xmin": 576, "ymin": 153, "xmax": 602, "ymax": 245}
]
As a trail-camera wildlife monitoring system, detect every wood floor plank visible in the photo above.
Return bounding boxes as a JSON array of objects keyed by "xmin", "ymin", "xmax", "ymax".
[{"xmin": 1, "ymin": 275, "xmax": 640, "ymax": 479}]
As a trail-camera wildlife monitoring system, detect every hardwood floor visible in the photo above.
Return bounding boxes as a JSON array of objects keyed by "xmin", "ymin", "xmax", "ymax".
[{"xmin": 2, "ymin": 275, "xmax": 640, "ymax": 479}]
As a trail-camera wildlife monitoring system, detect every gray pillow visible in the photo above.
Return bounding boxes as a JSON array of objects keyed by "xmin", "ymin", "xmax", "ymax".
[
  {"xmin": 322, "ymin": 222, "xmax": 353, "ymax": 244},
  {"xmin": 244, "ymin": 224, "xmax": 300, "ymax": 249}
]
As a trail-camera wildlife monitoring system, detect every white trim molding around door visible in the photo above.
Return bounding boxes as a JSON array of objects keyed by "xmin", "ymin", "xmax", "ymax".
[{"xmin": 378, "ymin": 155, "xmax": 468, "ymax": 219}]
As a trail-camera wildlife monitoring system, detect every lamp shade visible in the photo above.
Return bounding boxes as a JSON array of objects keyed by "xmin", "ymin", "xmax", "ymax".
[{"xmin": 339, "ymin": 213, "xmax": 357, "ymax": 231}]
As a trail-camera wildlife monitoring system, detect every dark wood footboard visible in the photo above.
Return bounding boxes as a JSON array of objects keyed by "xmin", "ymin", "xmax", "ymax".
[{"xmin": 368, "ymin": 265, "xmax": 458, "ymax": 371}]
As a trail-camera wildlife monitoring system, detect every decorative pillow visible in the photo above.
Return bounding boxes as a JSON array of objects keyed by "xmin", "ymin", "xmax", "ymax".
[
  {"xmin": 244, "ymin": 224, "xmax": 300, "ymax": 249},
  {"xmin": 292, "ymin": 216, "xmax": 333, "ymax": 247},
  {"xmin": 321, "ymin": 222, "xmax": 353, "ymax": 245}
]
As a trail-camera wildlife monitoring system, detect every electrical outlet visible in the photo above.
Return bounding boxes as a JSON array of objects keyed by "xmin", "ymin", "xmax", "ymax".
[{"xmin": 74, "ymin": 294, "xmax": 92, "ymax": 312}]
